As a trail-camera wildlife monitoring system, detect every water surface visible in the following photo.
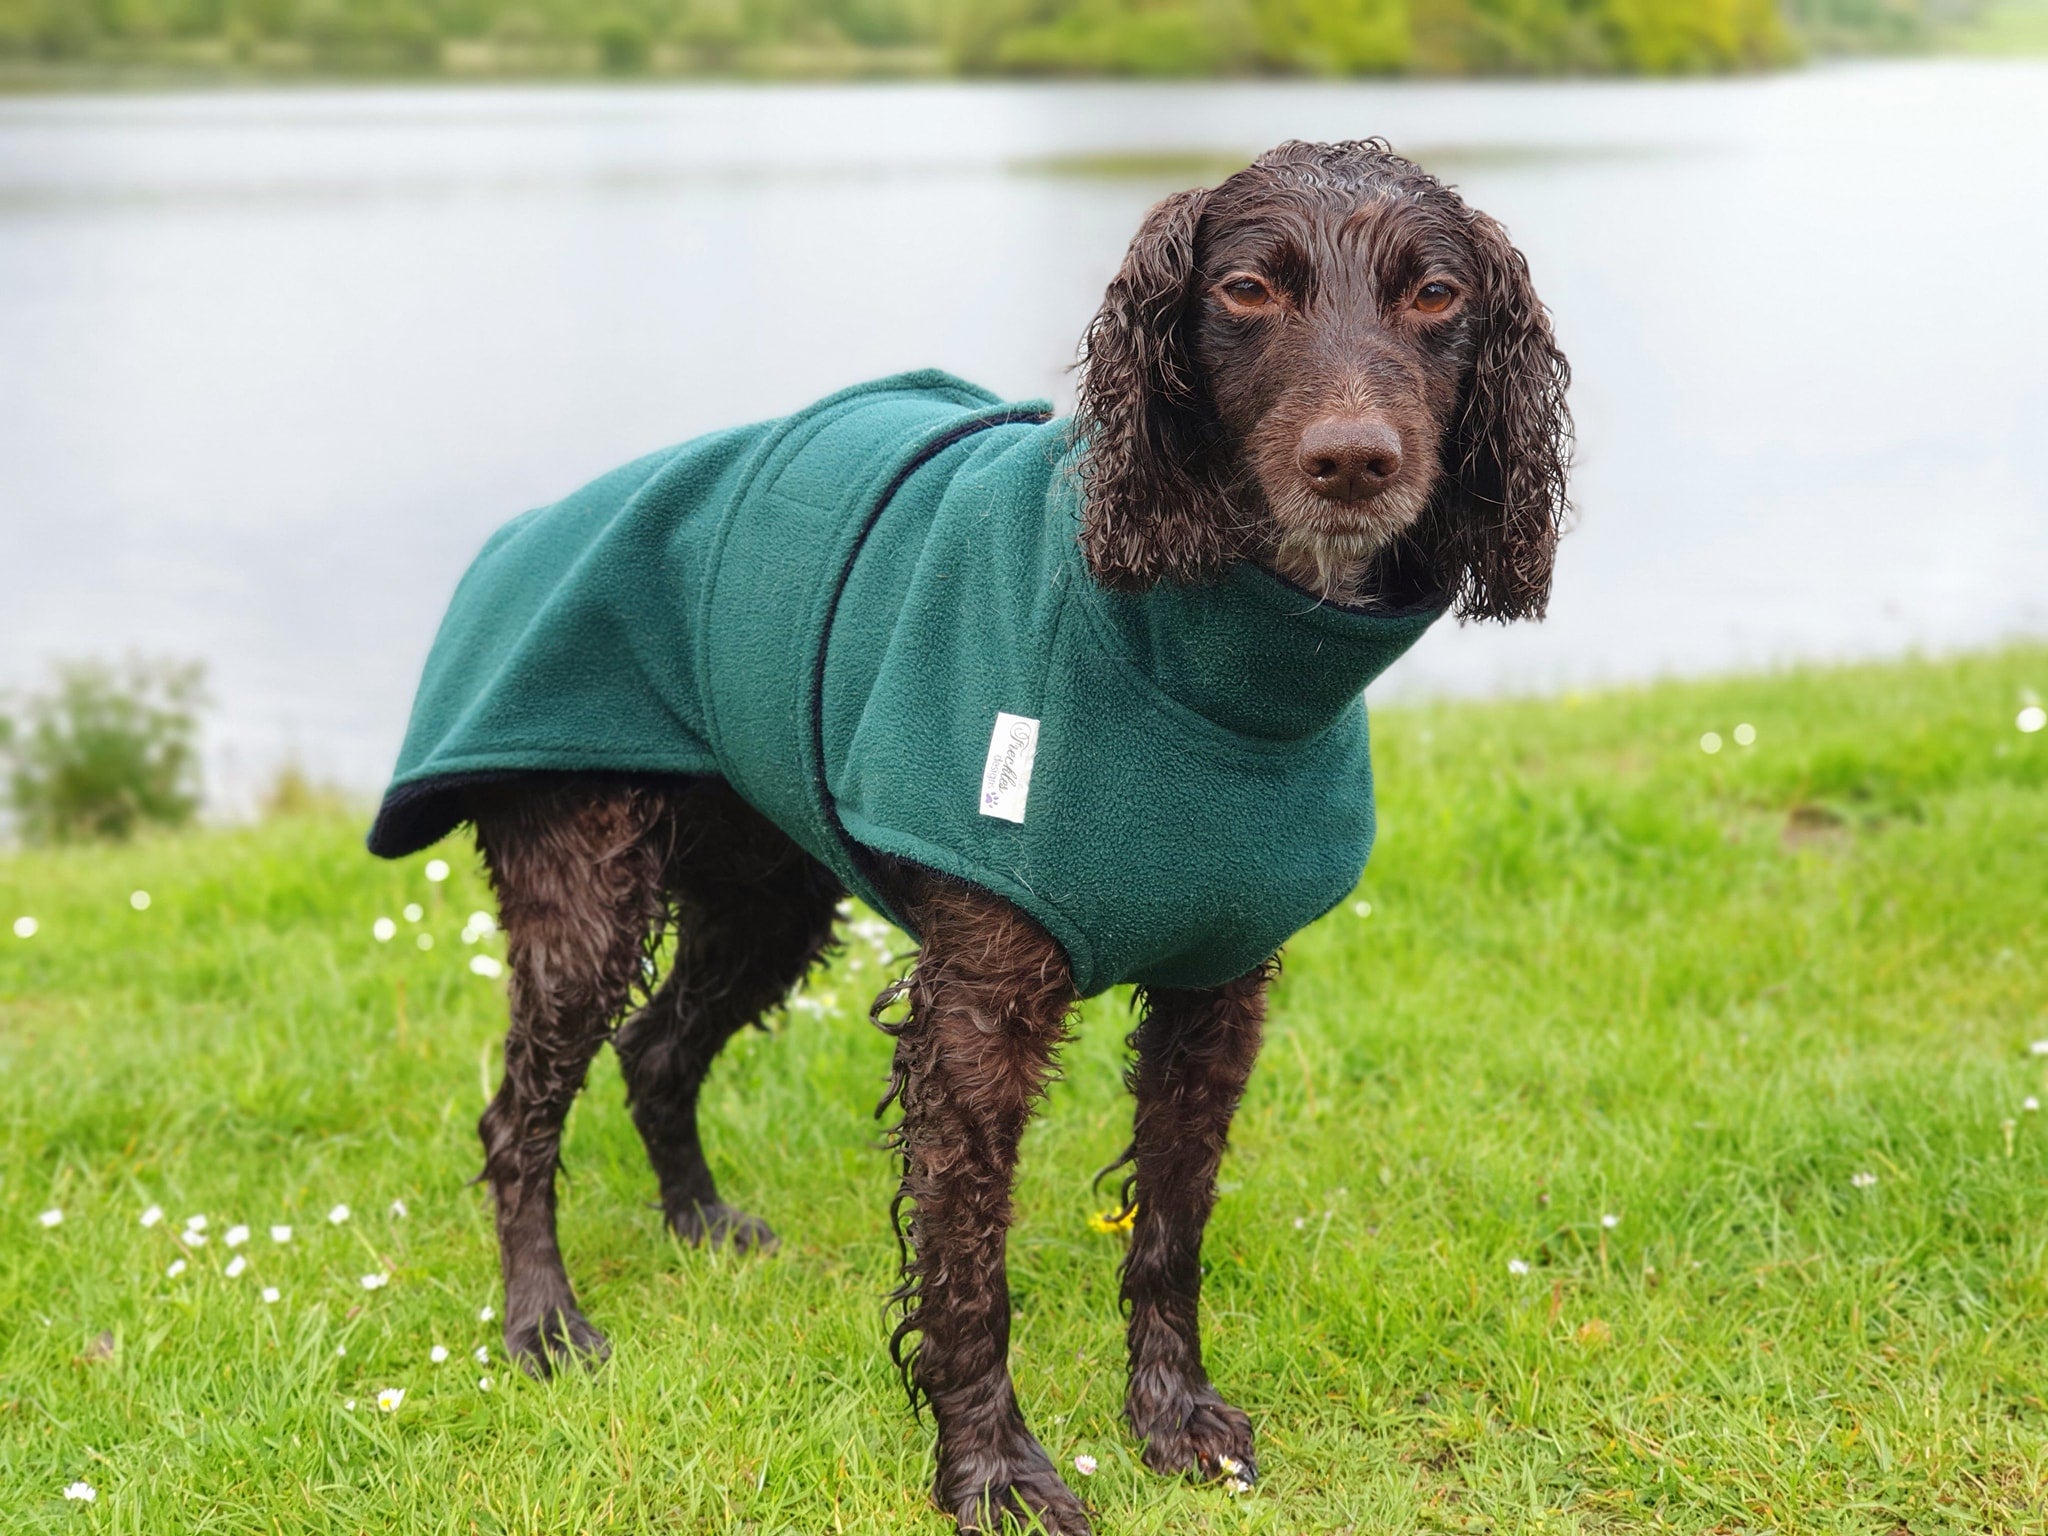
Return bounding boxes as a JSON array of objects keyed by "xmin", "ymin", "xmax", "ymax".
[{"xmin": 2, "ymin": 63, "xmax": 2044, "ymax": 801}]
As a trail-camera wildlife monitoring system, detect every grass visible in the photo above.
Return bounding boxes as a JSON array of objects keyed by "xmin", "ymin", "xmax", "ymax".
[{"xmin": 4, "ymin": 645, "xmax": 2048, "ymax": 1533}]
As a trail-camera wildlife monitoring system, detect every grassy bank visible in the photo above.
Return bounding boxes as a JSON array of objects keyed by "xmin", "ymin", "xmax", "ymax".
[
  {"xmin": 0, "ymin": 0, "xmax": 1815, "ymax": 89},
  {"xmin": 4, "ymin": 645, "xmax": 2047, "ymax": 1533}
]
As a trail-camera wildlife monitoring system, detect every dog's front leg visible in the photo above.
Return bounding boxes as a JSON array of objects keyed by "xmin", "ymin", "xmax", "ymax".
[
  {"xmin": 1119, "ymin": 967, "xmax": 1268, "ymax": 1484},
  {"xmin": 880, "ymin": 883, "xmax": 1091, "ymax": 1536}
]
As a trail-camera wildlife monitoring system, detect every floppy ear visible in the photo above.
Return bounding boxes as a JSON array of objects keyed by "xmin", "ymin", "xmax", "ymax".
[
  {"xmin": 1074, "ymin": 186, "xmax": 1239, "ymax": 590},
  {"xmin": 1427, "ymin": 210, "xmax": 1573, "ymax": 622}
]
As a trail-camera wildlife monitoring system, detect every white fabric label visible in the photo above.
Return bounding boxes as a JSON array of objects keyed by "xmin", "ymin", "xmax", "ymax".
[{"xmin": 978, "ymin": 712, "xmax": 1039, "ymax": 824}]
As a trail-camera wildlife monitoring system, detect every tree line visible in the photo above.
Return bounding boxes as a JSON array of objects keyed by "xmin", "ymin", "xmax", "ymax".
[{"xmin": 0, "ymin": 0, "xmax": 1969, "ymax": 79}]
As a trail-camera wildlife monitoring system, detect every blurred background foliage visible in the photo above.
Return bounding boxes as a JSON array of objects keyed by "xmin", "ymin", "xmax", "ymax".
[
  {"xmin": 0, "ymin": 658, "xmax": 206, "ymax": 845},
  {"xmin": 0, "ymin": 0, "xmax": 1999, "ymax": 80}
]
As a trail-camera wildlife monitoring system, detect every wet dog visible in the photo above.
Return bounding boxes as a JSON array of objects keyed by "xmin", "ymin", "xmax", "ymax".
[{"xmin": 386, "ymin": 140, "xmax": 1569, "ymax": 1533}]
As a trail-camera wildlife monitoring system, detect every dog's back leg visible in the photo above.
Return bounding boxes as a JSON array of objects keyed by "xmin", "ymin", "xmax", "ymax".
[
  {"xmin": 472, "ymin": 780, "xmax": 672, "ymax": 1376},
  {"xmin": 614, "ymin": 779, "xmax": 840, "ymax": 1252}
]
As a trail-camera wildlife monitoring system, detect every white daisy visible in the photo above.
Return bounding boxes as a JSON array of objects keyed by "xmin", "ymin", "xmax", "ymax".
[
  {"xmin": 140, "ymin": 1205, "xmax": 164, "ymax": 1228},
  {"xmin": 12, "ymin": 916, "xmax": 37, "ymax": 939},
  {"xmin": 360, "ymin": 1272, "xmax": 389, "ymax": 1290},
  {"xmin": 1851, "ymin": 1171, "xmax": 1878, "ymax": 1189},
  {"xmin": 328, "ymin": 1203, "xmax": 351, "ymax": 1225},
  {"xmin": 224, "ymin": 1255, "xmax": 248, "ymax": 1278},
  {"xmin": 478, "ymin": 1305, "xmax": 495, "ymax": 1322},
  {"xmin": 1073, "ymin": 1454, "xmax": 1098, "ymax": 1476},
  {"xmin": 424, "ymin": 859, "xmax": 450, "ymax": 883},
  {"xmin": 184, "ymin": 1214, "xmax": 207, "ymax": 1232},
  {"xmin": 1699, "ymin": 732, "xmax": 1723, "ymax": 755},
  {"xmin": 2019, "ymin": 705, "xmax": 2046, "ymax": 734},
  {"xmin": 1600, "ymin": 1214, "xmax": 1620, "ymax": 1230},
  {"xmin": 377, "ymin": 1387, "xmax": 405, "ymax": 1412},
  {"xmin": 1507, "ymin": 1258, "xmax": 1531, "ymax": 1275},
  {"xmin": 270, "ymin": 1225, "xmax": 292, "ymax": 1243},
  {"xmin": 390, "ymin": 1198, "xmax": 408, "ymax": 1219},
  {"xmin": 373, "ymin": 917, "xmax": 397, "ymax": 943},
  {"xmin": 478, "ymin": 1376, "xmax": 494, "ymax": 1391},
  {"xmin": 166, "ymin": 1259, "xmax": 187, "ymax": 1278},
  {"xmin": 2026, "ymin": 1098, "xmax": 2041, "ymax": 1113},
  {"xmin": 474, "ymin": 1345, "xmax": 489, "ymax": 1364},
  {"xmin": 469, "ymin": 955, "xmax": 504, "ymax": 979},
  {"xmin": 262, "ymin": 1286, "xmax": 281, "ymax": 1304},
  {"xmin": 343, "ymin": 1398, "xmax": 356, "ymax": 1410},
  {"xmin": 403, "ymin": 903, "xmax": 424, "ymax": 923},
  {"xmin": 416, "ymin": 933, "xmax": 434, "ymax": 951},
  {"xmin": 37, "ymin": 1208, "xmax": 62, "ymax": 1228},
  {"xmin": 429, "ymin": 1345, "xmax": 448, "ymax": 1364},
  {"xmin": 62, "ymin": 1481, "xmax": 96, "ymax": 1502},
  {"xmin": 130, "ymin": 890, "xmax": 151, "ymax": 911},
  {"xmin": 225, "ymin": 1224, "xmax": 250, "ymax": 1247},
  {"xmin": 1733, "ymin": 722, "xmax": 1757, "ymax": 746}
]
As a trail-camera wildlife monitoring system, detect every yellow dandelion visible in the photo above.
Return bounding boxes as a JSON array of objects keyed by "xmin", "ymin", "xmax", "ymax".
[{"xmin": 1086, "ymin": 1205, "xmax": 1137, "ymax": 1235}]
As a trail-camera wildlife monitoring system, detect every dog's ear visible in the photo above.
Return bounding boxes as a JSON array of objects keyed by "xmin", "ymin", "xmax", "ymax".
[
  {"xmin": 1432, "ymin": 210, "xmax": 1573, "ymax": 622},
  {"xmin": 1074, "ymin": 186, "xmax": 1238, "ymax": 590}
]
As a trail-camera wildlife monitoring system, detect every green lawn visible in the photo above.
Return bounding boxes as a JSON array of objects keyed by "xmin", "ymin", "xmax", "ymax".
[{"xmin": 4, "ymin": 647, "xmax": 2047, "ymax": 1533}]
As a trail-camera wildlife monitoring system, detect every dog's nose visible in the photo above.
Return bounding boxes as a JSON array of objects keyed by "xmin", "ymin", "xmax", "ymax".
[{"xmin": 1296, "ymin": 417, "xmax": 1403, "ymax": 501}]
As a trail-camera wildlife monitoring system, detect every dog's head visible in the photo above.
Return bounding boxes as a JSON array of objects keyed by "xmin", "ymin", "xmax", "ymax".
[{"xmin": 1075, "ymin": 139, "xmax": 1572, "ymax": 617}]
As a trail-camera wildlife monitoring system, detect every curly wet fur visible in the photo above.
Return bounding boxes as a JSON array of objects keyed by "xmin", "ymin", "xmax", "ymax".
[
  {"xmin": 870, "ymin": 862, "xmax": 1088, "ymax": 1531},
  {"xmin": 439, "ymin": 139, "xmax": 1568, "ymax": 1535},
  {"xmin": 473, "ymin": 779, "xmax": 840, "ymax": 1368},
  {"xmin": 473, "ymin": 782, "xmax": 672, "ymax": 1369},
  {"xmin": 1111, "ymin": 965, "xmax": 1271, "ymax": 1479},
  {"xmin": 1077, "ymin": 138, "xmax": 1571, "ymax": 617}
]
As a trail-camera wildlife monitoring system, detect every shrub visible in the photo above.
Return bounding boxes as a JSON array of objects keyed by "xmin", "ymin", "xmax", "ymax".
[
  {"xmin": 1602, "ymin": 0, "xmax": 1793, "ymax": 68},
  {"xmin": 1254, "ymin": 0, "xmax": 1413, "ymax": 72},
  {"xmin": 993, "ymin": 0, "xmax": 1259, "ymax": 74},
  {"xmin": 259, "ymin": 760, "xmax": 353, "ymax": 821},
  {"xmin": 2, "ymin": 658, "xmax": 207, "ymax": 844},
  {"xmin": 592, "ymin": 11, "xmax": 651, "ymax": 70}
]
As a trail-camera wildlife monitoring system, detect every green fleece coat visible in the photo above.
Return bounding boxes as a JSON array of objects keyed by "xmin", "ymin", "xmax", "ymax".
[{"xmin": 369, "ymin": 371, "xmax": 1442, "ymax": 997}]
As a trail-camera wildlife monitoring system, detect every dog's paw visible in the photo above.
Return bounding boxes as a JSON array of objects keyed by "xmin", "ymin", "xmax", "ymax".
[
  {"xmin": 941, "ymin": 1433, "xmax": 1093, "ymax": 1535},
  {"xmin": 505, "ymin": 1306, "xmax": 611, "ymax": 1377},
  {"xmin": 1129, "ymin": 1384, "xmax": 1256, "ymax": 1485},
  {"xmin": 668, "ymin": 1199, "xmax": 778, "ymax": 1254},
  {"xmin": 947, "ymin": 1470, "xmax": 1092, "ymax": 1535}
]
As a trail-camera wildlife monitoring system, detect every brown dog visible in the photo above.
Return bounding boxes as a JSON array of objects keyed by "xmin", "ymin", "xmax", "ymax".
[{"xmin": 391, "ymin": 140, "xmax": 1569, "ymax": 1534}]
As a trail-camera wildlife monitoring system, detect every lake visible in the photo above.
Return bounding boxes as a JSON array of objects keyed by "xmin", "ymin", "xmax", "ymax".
[{"xmin": 2, "ymin": 61, "xmax": 2044, "ymax": 805}]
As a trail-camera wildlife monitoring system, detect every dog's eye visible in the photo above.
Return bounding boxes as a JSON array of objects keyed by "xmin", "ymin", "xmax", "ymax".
[
  {"xmin": 1413, "ymin": 281, "xmax": 1457, "ymax": 314},
  {"xmin": 1219, "ymin": 275, "xmax": 1273, "ymax": 308}
]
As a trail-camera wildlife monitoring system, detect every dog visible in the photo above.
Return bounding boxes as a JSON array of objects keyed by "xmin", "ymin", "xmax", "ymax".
[{"xmin": 368, "ymin": 139, "xmax": 1569, "ymax": 1534}]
